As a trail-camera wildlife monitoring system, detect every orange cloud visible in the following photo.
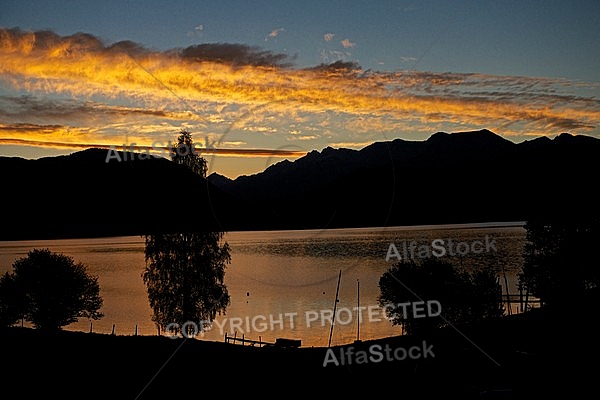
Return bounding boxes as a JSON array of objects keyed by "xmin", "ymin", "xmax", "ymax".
[{"xmin": 1, "ymin": 27, "xmax": 599, "ymax": 157}]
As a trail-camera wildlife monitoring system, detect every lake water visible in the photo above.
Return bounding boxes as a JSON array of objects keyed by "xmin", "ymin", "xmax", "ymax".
[{"xmin": 0, "ymin": 222, "xmax": 527, "ymax": 347}]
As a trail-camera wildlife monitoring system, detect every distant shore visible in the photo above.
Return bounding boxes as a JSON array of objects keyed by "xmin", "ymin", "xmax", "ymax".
[{"xmin": 0, "ymin": 220, "xmax": 527, "ymax": 243}]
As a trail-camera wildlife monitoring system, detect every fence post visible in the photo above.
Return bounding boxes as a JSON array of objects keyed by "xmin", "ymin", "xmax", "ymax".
[{"xmin": 519, "ymin": 284, "xmax": 523, "ymax": 313}]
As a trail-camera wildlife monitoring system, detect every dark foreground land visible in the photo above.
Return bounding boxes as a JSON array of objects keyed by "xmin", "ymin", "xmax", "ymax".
[{"xmin": 1, "ymin": 307, "xmax": 597, "ymax": 399}]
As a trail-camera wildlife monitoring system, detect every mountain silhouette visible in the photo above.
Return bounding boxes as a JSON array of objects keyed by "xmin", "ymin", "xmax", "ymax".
[
  {"xmin": 1, "ymin": 129, "xmax": 598, "ymax": 240},
  {"xmin": 208, "ymin": 129, "xmax": 599, "ymax": 230},
  {"xmin": 0, "ymin": 148, "xmax": 234, "ymax": 240}
]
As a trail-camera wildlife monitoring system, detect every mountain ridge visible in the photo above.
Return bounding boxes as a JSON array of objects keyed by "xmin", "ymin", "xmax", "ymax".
[
  {"xmin": 0, "ymin": 148, "xmax": 235, "ymax": 240},
  {"xmin": 1, "ymin": 129, "xmax": 598, "ymax": 240},
  {"xmin": 208, "ymin": 128, "xmax": 599, "ymax": 230},
  {"xmin": 209, "ymin": 128, "xmax": 587, "ymax": 185}
]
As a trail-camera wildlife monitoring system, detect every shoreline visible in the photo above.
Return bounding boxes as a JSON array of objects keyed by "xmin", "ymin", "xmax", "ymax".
[
  {"xmin": 2, "ymin": 307, "xmax": 597, "ymax": 398},
  {"xmin": 0, "ymin": 221, "xmax": 527, "ymax": 242}
]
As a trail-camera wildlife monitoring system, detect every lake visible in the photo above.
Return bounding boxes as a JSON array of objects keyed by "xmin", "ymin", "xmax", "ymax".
[{"xmin": 0, "ymin": 222, "xmax": 527, "ymax": 347}]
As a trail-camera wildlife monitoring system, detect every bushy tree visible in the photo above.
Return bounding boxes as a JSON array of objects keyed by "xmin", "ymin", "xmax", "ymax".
[
  {"xmin": 378, "ymin": 258, "xmax": 503, "ymax": 335},
  {"xmin": 518, "ymin": 218, "xmax": 600, "ymax": 309},
  {"xmin": 142, "ymin": 130, "xmax": 230, "ymax": 337},
  {"xmin": 0, "ymin": 272, "xmax": 25, "ymax": 328},
  {"xmin": 0, "ymin": 248, "xmax": 103, "ymax": 330}
]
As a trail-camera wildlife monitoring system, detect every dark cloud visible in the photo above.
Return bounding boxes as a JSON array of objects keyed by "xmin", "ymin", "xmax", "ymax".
[
  {"xmin": 0, "ymin": 27, "xmax": 106, "ymax": 56},
  {"xmin": 0, "ymin": 123, "xmax": 64, "ymax": 133},
  {"xmin": 109, "ymin": 40, "xmax": 150, "ymax": 55},
  {"xmin": 0, "ymin": 135, "xmax": 308, "ymax": 157},
  {"xmin": 306, "ymin": 60, "xmax": 362, "ymax": 72},
  {"xmin": 0, "ymin": 96, "xmax": 170, "ymax": 121},
  {"xmin": 179, "ymin": 43, "xmax": 292, "ymax": 67},
  {"xmin": 1, "ymin": 27, "xmax": 291, "ymax": 68}
]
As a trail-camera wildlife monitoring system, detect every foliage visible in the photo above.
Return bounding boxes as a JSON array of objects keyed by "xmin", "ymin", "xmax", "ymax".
[
  {"xmin": 142, "ymin": 130, "xmax": 231, "ymax": 337},
  {"xmin": 378, "ymin": 258, "xmax": 503, "ymax": 335},
  {"xmin": 518, "ymin": 218, "xmax": 600, "ymax": 309},
  {"xmin": 0, "ymin": 272, "xmax": 25, "ymax": 328},
  {"xmin": 0, "ymin": 248, "xmax": 103, "ymax": 330},
  {"xmin": 142, "ymin": 232, "xmax": 231, "ymax": 335},
  {"xmin": 171, "ymin": 129, "xmax": 208, "ymax": 178}
]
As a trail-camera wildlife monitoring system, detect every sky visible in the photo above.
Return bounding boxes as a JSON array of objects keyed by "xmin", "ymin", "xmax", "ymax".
[{"xmin": 1, "ymin": 0, "xmax": 599, "ymax": 179}]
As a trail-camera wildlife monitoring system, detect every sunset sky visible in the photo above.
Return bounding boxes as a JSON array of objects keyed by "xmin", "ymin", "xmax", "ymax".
[{"xmin": 1, "ymin": 0, "xmax": 599, "ymax": 178}]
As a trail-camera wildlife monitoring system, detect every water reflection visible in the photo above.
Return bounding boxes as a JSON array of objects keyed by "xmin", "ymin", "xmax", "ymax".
[{"xmin": 0, "ymin": 223, "xmax": 527, "ymax": 347}]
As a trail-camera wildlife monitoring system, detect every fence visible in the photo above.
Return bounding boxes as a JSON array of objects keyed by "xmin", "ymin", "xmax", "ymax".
[{"xmin": 224, "ymin": 331, "xmax": 271, "ymax": 347}]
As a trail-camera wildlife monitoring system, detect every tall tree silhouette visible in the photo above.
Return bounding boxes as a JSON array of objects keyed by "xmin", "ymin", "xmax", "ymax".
[
  {"xmin": 142, "ymin": 129, "xmax": 230, "ymax": 337},
  {"xmin": 171, "ymin": 129, "xmax": 208, "ymax": 177}
]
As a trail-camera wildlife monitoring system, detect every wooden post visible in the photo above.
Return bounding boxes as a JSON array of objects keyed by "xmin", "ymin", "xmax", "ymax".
[
  {"xmin": 111, "ymin": 324, "xmax": 115, "ymax": 335},
  {"xmin": 502, "ymin": 268, "xmax": 511, "ymax": 315},
  {"xmin": 135, "ymin": 325, "xmax": 138, "ymax": 336},
  {"xmin": 519, "ymin": 283, "xmax": 523, "ymax": 313},
  {"xmin": 356, "ymin": 278, "xmax": 360, "ymax": 342},
  {"xmin": 89, "ymin": 321, "xmax": 93, "ymax": 333},
  {"xmin": 328, "ymin": 270, "xmax": 342, "ymax": 348}
]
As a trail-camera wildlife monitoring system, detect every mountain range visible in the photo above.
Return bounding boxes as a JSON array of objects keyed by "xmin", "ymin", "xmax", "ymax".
[
  {"xmin": 208, "ymin": 128, "xmax": 600, "ymax": 230},
  {"xmin": 1, "ymin": 129, "xmax": 598, "ymax": 240}
]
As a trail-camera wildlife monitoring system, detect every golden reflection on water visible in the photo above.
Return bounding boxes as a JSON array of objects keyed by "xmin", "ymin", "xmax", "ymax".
[{"xmin": 0, "ymin": 223, "xmax": 526, "ymax": 347}]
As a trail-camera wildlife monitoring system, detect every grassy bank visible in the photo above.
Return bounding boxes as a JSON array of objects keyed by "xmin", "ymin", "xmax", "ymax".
[{"xmin": 1, "ymin": 307, "xmax": 596, "ymax": 398}]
